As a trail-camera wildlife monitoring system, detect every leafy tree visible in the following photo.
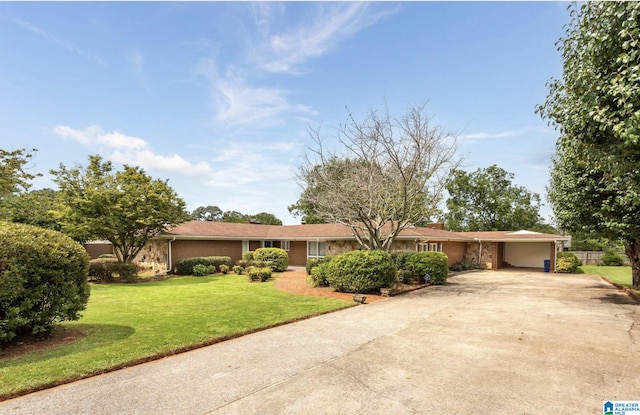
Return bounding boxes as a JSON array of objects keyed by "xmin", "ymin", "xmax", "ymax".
[
  {"xmin": 288, "ymin": 198, "xmax": 326, "ymax": 224},
  {"xmin": 296, "ymin": 104, "xmax": 460, "ymax": 251},
  {"xmin": 0, "ymin": 188, "xmax": 61, "ymax": 230},
  {"xmin": 251, "ymin": 212, "xmax": 282, "ymax": 226},
  {"xmin": 222, "ymin": 210, "xmax": 249, "ymax": 223},
  {"xmin": 538, "ymin": 2, "xmax": 640, "ymax": 288},
  {"xmin": 443, "ymin": 165, "xmax": 545, "ymax": 232},
  {"xmin": 190, "ymin": 205, "xmax": 223, "ymax": 221},
  {"xmin": 0, "ymin": 148, "xmax": 40, "ymax": 198},
  {"xmin": 51, "ymin": 155, "xmax": 188, "ymax": 263}
]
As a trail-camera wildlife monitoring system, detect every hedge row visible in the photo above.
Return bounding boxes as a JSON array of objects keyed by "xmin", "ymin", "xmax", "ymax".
[{"xmin": 175, "ymin": 256, "xmax": 232, "ymax": 275}]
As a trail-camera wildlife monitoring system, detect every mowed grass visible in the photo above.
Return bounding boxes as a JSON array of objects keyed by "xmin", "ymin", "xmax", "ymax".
[
  {"xmin": 0, "ymin": 273, "xmax": 352, "ymax": 398},
  {"xmin": 579, "ymin": 265, "xmax": 639, "ymax": 294}
]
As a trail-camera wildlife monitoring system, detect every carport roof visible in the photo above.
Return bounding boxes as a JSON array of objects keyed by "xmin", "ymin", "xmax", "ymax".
[{"xmin": 459, "ymin": 230, "xmax": 570, "ymax": 242}]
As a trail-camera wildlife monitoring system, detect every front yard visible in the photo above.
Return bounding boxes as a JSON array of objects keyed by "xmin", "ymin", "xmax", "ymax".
[
  {"xmin": 0, "ymin": 273, "xmax": 352, "ymax": 399},
  {"xmin": 578, "ymin": 265, "xmax": 640, "ymax": 296}
]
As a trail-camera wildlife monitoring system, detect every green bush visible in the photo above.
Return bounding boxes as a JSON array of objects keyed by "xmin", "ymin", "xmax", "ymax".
[
  {"xmin": 0, "ymin": 222, "xmax": 91, "ymax": 345},
  {"xmin": 192, "ymin": 264, "xmax": 216, "ymax": 276},
  {"xmin": 88, "ymin": 259, "xmax": 138, "ymax": 282},
  {"xmin": 325, "ymin": 250, "xmax": 396, "ymax": 294},
  {"xmin": 232, "ymin": 265, "xmax": 244, "ymax": 275},
  {"xmin": 556, "ymin": 252, "xmax": 582, "ymax": 273},
  {"xmin": 450, "ymin": 258, "xmax": 474, "ymax": 272},
  {"xmin": 403, "ymin": 251, "xmax": 449, "ymax": 285},
  {"xmin": 254, "ymin": 248, "xmax": 289, "ymax": 272},
  {"xmin": 98, "ymin": 253, "xmax": 115, "ymax": 259},
  {"xmin": 310, "ymin": 261, "xmax": 331, "ymax": 287},
  {"xmin": 555, "ymin": 257, "xmax": 576, "ymax": 273},
  {"xmin": 396, "ymin": 269, "xmax": 413, "ymax": 284},
  {"xmin": 600, "ymin": 251, "xmax": 624, "ymax": 266},
  {"xmin": 248, "ymin": 266, "xmax": 272, "ymax": 282},
  {"xmin": 219, "ymin": 264, "xmax": 229, "ymax": 274},
  {"xmin": 175, "ymin": 256, "xmax": 232, "ymax": 275},
  {"xmin": 242, "ymin": 251, "xmax": 254, "ymax": 261}
]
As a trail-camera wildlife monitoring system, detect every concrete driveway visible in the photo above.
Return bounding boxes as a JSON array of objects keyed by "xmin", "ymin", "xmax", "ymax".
[{"xmin": 1, "ymin": 270, "xmax": 638, "ymax": 414}]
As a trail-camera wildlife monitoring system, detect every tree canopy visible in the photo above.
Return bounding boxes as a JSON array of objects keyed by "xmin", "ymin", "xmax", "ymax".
[
  {"xmin": 190, "ymin": 205, "xmax": 283, "ymax": 225},
  {"xmin": 0, "ymin": 148, "xmax": 40, "ymax": 199},
  {"xmin": 443, "ymin": 165, "xmax": 545, "ymax": 232},
  {"xmin": 51, "ymin": 155, "xmax": 188, "ymax": 263},
  {"xmin": 538, "ymin": 2, "xmax": 640, "ymax": 288},
  {"xmin": 296, "ymin": 104, "xmax": 460, "ymax": 251}
]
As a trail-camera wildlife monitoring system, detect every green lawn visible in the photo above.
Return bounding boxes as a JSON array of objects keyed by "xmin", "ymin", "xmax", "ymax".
[
  {"xmin": 578, "ymin": 265, "xmax": 639, "ymax": 295},
  {"xmin": 0, "ymin": 274, "xmax": 352, "ymax": 399}
]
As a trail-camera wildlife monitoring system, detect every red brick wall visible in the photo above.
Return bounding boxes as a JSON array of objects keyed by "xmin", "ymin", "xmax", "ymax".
[
  {"xmin": 443, "ymin": 242, "xmax": 466, "ymax": 267},
  {"xmin": 171, "ymin": 240, "xmax": 243, "ymax": 269}
]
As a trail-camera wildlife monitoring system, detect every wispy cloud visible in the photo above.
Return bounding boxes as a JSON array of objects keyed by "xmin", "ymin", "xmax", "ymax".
[
  {"xmin": 255, "ymin": 3, "xmax": 398, "ymax": 74},
  {"xmin": 460, "ymin": 130, "xmax": 522, "ymax": 140},
  {"xmin": 52, "ymin": 125, "xmax": 212, "ymax": 176},
  {"xmin": 200, "ymin": 3, "xmax": 397, "ymax": 128},
  {"xmin": 127, "ymin": 49, "xmax": 144, "ymax": 74},
  {"xmin": 12, "ymin": 17, "xmax": 105, "ymax": 66}
]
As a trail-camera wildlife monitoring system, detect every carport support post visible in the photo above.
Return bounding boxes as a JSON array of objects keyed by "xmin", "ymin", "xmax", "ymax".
[{"xmin": 550, "ymin": 242, "xmax": 557, "ymax": 273}]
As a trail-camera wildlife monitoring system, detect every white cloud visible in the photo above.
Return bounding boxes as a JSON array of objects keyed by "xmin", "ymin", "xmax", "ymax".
[
  {"xmin": 52, "ymin": 125, "xmax": 212, "ymax": 177},
  {"xmin": 257, "ymin": 3, "xmax": 398, "ymax": 74},
  {"xmin": 199, "ymin": 3, "xmax": 397, "ymax": 128},
  {"xmin": 460, "ymin": 130, "xmax": 522, "ymax": 140}
]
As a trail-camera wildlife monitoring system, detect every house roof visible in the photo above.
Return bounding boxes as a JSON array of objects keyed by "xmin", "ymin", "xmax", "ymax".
[
  {"xmin": 161, "ymin": 221, "xmax": 568, "ymax": 243},
  {"xmin": 160, "ymin": 221, "xmax": 474, "ymax": 241},
  {"xmin": 459, "ymin": 230, "xmax": 570, "ymax": 242}
]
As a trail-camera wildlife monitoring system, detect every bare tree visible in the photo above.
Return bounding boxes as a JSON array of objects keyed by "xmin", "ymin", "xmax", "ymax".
[{"xmin": 296, "ymin": 104, "xmax": 460, "ymax": 251}]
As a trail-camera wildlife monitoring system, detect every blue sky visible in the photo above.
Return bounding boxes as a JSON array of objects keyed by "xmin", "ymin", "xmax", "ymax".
[{"xmin": 0, "ymin": 2, "xmax": 568, "ymax": 225}]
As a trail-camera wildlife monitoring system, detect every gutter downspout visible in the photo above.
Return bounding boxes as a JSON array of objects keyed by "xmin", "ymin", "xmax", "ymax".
[{"xmin": 166, "ymin": 237, "xmax": 176, "ymax": 274}]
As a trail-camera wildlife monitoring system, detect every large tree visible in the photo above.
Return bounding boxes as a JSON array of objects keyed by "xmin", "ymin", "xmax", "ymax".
[
  {"xmin": 51, "ymin": 155, "xmax": 188, "ymax": 263},
  {"xmin": 190, "ymin": 205, "xmax": 223, "ymax": 221},
  {"xmin": 296, "ymin": 104, "xmax": 460, "ymax": 251},
  {"xmin": 443, "ymin": 165, "xmax": 545, "ymax": 232},
  {"xmin": 0, "ymin": 148, "xmax": 40, "ymax": 199},
  {"xmin": 538, "ymin": 2, "xmax": 640, "ymax": 288}
]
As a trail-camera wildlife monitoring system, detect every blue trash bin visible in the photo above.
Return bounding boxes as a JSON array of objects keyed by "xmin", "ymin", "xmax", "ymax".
[{"xmin": 543, "ymin": 259, "xmax": 551, "ymax": 272}]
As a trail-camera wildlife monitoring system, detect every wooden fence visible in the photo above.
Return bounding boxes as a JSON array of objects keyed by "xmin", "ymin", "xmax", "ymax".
[{"xmin": 569, "ymin": 251, "xmax": 630, "ymax": 266}]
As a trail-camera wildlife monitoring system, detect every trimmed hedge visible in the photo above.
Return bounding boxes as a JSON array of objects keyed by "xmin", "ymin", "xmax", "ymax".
[
  {"xmin": 175, "ymin": 256, "xmax": 232, "ymax": 275},
  {"xmin": 0, "ymin": 222, "xmax": 90, "ymax": 345},
  {"xmin": 556, "ymin": 252, "xmax": 582, "ymax": 273},
  {"xmin": 248, "ymin": 266, "xmax": 272, "ymax": 282},
  {"xmin": 254, "ymin": 248, "xmax": 289, "ymax": 272},
  {"xmin": 89, "ymin": 259, "xmax": 138, "ymax": 282},
  {"xmin": 403, "ymin": 251, "xmax": 449, "ymax": 285},
  {"xmin": 326, "ymin": 250, "xmax": 396, "ymax": 294}
]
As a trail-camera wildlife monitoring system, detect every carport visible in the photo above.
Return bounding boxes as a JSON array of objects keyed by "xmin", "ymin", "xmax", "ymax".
[{"xmin": 462, "ymin": 230, "xmax": 570, "ymax": 272}]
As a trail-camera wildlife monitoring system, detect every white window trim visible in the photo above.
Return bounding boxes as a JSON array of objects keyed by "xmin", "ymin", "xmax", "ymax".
[
  {"xmin": 307, "ymin": 240, "xmax": 326, "ymax": 258},
  {"xmin": 282, "ymin": 240, "xmax": 290, "ymax": 251}
]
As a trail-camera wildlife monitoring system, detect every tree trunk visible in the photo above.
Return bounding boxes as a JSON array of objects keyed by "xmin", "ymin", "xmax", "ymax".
[{"xmin": 624, "ymin": 238, "xmax": 640, "ymax": 289}]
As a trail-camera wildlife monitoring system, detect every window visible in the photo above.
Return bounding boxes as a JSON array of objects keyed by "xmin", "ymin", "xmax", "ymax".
[
  {"xmin": 281, "ymin": 240, "xmax": 290, "ymax": 251},
  {"xmin": 262, "ymin": 240, "xmax": 273, "ymax": 248},
  {"xmin": 417, "ymin": 242, "xmax": 442, "ymax": 252},
  {"xmin": 308, "ymin": 241, "xmax": 326, "ymax": 258},
  {"xmin": 242, "ymin": 240, "xmax": 249, "ymax": 253}
]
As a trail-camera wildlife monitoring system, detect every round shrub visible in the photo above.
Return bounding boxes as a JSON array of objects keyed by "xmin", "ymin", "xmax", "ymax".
[
  {"xmin": 242, "ymin": 251, "xmax": 255, "ymax": 261},
  {"xmin": 232, "ymin": 265, "xmax": 244, "ymax": 275},
  {"xmin": 254, "ymin": 248, "xmax": 289, "ymax": 272},
  {"xmin": 248, "ymin": 266, "xmax": 272, "ymax": 282},
  {"xmin": 0, "ymin": 222, "xmax": 90, "ymax": 345},
  {"xmin": 325, "ymin": 250, "xmax": 396, "ymax": 294},
  {"xmin": 219, "ymin": 264, "xmax": 229, "ymax": 274},
  {"xmin": 600, "ymin": 251, "xmax": 624, "ymax": 266},
  {"xmin": 192, "ymin": 264, "xmax": 216, "ymax": 276},
  {"xmin": 555, "ymin": 257, "xmax": 576, "ymax": 273},
  {"xmin": 556, "ymin": 252, "xmax": 582, "ymax": 273},
  {"xmin": 403, "ymin": 252, "xmax": 449, "ymax": 285}
]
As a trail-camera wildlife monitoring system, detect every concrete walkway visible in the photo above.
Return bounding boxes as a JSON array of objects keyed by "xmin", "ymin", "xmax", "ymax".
[{"xmin": 1, "ymin": 270, "xmax": 638, "ymax": 414}]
